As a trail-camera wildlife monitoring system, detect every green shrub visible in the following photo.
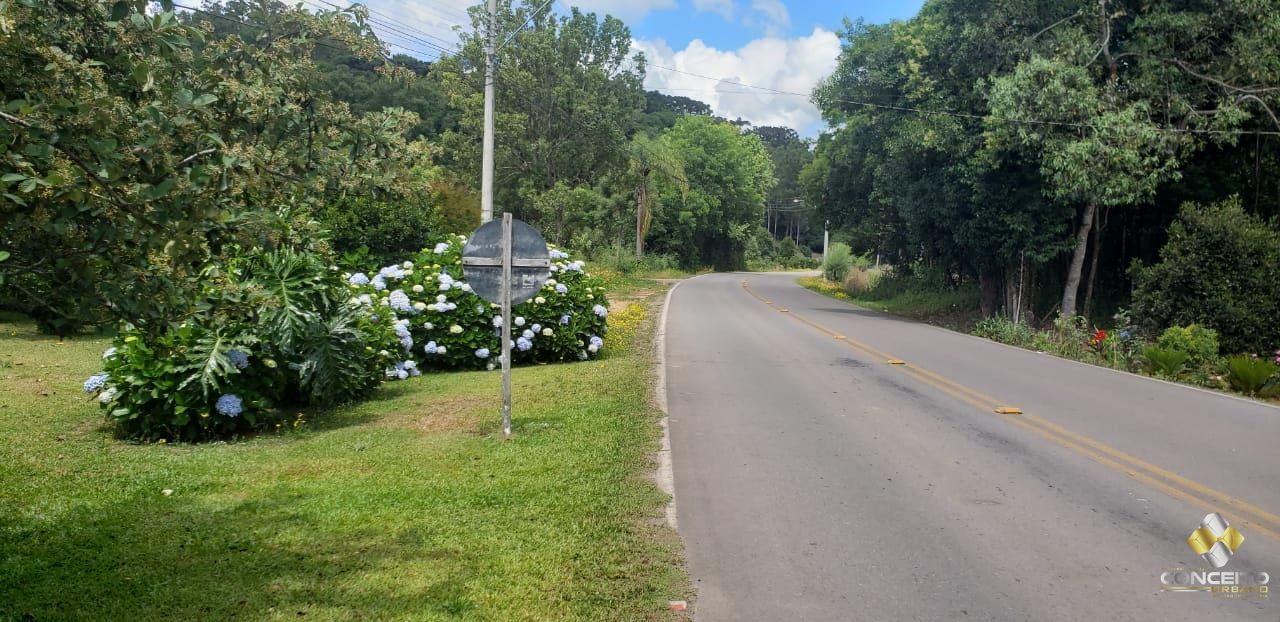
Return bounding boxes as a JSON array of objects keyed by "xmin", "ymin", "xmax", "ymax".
[
  {"xmin": 346, "ymin": 238, "xmax": 610, "ymax": 371},
  {"xmin": 1131, "ymin": 197, "xmax": 1280, "ymax": 354},
  {"xmin": 1156, "ymin": 324, "xmax": 1219, "ymax": 365},
  {"xmin": 86, "ymin": 248, "xmax": 400, "ymax": 441},
  {"xmin": 1142, "ymin": 346, "xmax": 1190, "ymax": 378},
  {"xmin": 843, "ymin": 267, "xmax": 879, "ymax": 296},
  {"xmin": 823, "ymin": 242, "xmax": 853, "ymax": 283},
  {"xmin": 973, "ymin": 316, "xmax": 1037, "ymax": 348},
  {"xmin": 319, "ymin": 195, "xmax": 443, "ymax": 266},
  {"xmin": 1224, "ymin": 355, "xmax": 1280, "ymax": 397}
]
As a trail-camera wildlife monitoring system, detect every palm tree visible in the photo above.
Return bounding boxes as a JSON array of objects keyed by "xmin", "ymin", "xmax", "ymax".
[{"xmin": 627, "ymin": 134, "xmax": 688, "ymax": 258}]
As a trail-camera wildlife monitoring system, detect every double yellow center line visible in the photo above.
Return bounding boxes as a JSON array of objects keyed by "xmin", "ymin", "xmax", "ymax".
[{"xmin": 742, "ymin": 280, "xmax": 1280, "ymax": 543}]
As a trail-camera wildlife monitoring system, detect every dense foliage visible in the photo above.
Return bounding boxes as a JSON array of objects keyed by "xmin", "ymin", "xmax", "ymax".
[
  {"xmin": 0, "ymin": 0, "xmax": 439, "ymax": 336},
  {"xmin": 1131, "ymin": 199, "xmax": 1280, "ymax": 354},
  {"xmin": 804, "ymin": 0, "xmax": 1280, "ymax": 333}
]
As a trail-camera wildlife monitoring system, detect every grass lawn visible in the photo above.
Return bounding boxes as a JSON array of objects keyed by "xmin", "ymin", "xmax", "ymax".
[
  {"xmin": 0, "ymin": 285, "xmax": 689, "ymax": 621},
  {"xmin": 797, "ymin": 276, "xmax": 980, "ymax": 332}
]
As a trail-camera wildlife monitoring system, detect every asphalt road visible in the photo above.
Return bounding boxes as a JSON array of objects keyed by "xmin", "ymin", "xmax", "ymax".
[{"xmin": 665, "ymin": 272, "xmax": 1280, "ymax": 621}]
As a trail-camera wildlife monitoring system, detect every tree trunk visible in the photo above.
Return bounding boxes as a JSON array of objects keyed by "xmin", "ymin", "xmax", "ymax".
[
  {"xmin": 635, "ymin": 183, "xmax": 647, "ymax": 258},
  {"xmin": 979, "ymin": 269, "xmax": 1002, "ymax": 318},
  {"xmin": 1082, "ymin": 207, "xmax": 1102, "ymax": 319},
  {"xmin": 1060, "ymin": 202, "xmax": 1097, "ymax": 319}
]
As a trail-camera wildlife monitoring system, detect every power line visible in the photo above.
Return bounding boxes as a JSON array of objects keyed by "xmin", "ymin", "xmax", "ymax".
[
  {"xmin": 498, "ymin": 0, "xmax": 555, "ymax": 51},
  {"xmin": 646, "ymin": 63, "xmax": 1280, "ymax": 137},
  {"xmin": 300, "ymin": 0, "xmax": 457, "ymax": 58},
  {"xmin": 314, "ymin": 0, "xmax": 463, "ymax": 52}
]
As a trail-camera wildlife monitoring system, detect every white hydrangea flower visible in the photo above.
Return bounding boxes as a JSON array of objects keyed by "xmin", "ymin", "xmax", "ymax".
[
  {"xmin": 534, "ymin": 296, "xmax": 546, "ymax": 304},
  {"xmin": 403, "ymin": 261, "xmax": 414, "ymax": 269},
  {"xmin": 449, "ymin": 325, "xmax": 463, "ymax": 334},
  {"xmin": 412, "ymin": 285, "xmax": 425, "ymax": 294},
  {"xmin": 542, "ymin": 328, "xmax": 553, "ymax": 337},
  {"xmin": 436, "ymin": 346, "xmax": 447, "ymax": 354},
  {"xmin": 515, "ymin": 317, "xmax": 525, "ymax": 327},
  {"xmin": 460, "ymin": 283, "xmax": 473, "ymax": 293},
  {"xmin": 424, "ymin": 322, "xmax": 434, "ymax": 330},
  {"xmin": 492, "ymin": 316, "xmax": 503, "ymax": 328},
  {"xmin": 413, "ymin": 302, "xmax": 427, "ymax": 311}
]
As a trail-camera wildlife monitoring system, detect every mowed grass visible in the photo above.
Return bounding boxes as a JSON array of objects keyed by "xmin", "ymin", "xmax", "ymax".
[
  {"xmin": 797, "ymin": 276, "xmax": 981, "ymax": 332},
  {"xmin": 0, "ymin": 293, "xmax": 689, "ymax": 621}
]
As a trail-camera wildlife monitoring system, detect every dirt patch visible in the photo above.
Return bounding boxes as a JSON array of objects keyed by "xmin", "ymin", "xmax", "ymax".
[
  {"xmin": 609, "ymin": 290, "xmax": 651, "ymax": 314},
  {"xmin": 376, "ymin": 393, "xmax": 491, "ymax": 435}
]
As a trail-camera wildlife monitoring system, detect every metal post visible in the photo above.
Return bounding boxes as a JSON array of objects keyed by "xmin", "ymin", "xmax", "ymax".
[
  {"xmin": 480, "ymin": 0, "xmax": 497, "ymax": 223},
  {"xmin": 499, "ymin": 213, "xmax": 514, "ymax": 437},
  {"xmin": 823, "ymin": 220, "xmax": 829, "ymax": 264},
  {"xmin": 500, "ymin": 213, "xmax": 513, "ymax": 437}
]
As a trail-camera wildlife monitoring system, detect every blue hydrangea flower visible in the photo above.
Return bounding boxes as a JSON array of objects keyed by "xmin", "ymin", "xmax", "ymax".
[
  {"xmin": 549, "ymin": 249, "xmax": 569, "ymax": 260},
  {"xmin": 227, "ymin": 349, "xmax": 250, "ymax": 370},
  {"xmin": 378, "ymin": 265, "xmax": 405, "ymax": 280},
  {"xmin": 556, "ymin": 283, "xmax": 569, "ymax": 294},
  {"xmin": 371, "ymin": 277, "xmax": 387, "ymax": 291},
  {"xmin": 434, "ymin": 242, "xmax": 449, "ymax": 254},
  {"xmin": 560, "ymin": 314, "xmax": 571, "ymax": 325},
  {"xmin": 593, "ymin": 304, "xmax": 608, "ymax": 318},
  {"xmin": 349, "ymin": 272, "xmax": 370, "ymax": 286},
  {"xmin": 531, "ymin": 324, "xmax": 542, "ymax": 333},
  {"xmin": 215, "ymin": 394, "xmax": 243, "ymax": 417},
  {"xmin": 389, "ymin": 290, "xmax": 414, "ymax": 313},
  {"xmin": 102, "ymin": 347, "xmax": 117, "ymax": 359},
  {"xmin": 590, "ymin": 335, "xmax": 604, "ymax": 349},
  {"xmin": 83, "ymin": 373, "xmax": 109, "ymax": 393},
  {"xmin": 424, "ymin": 341, "xmax": 438, "ymax": 355},
  {"xmin": 475, "ymin": 348, "xmax": 491, "ymax": 359},
  {"xmin": 522, "ymin": 329, "xmax": 535, "ymax": 340},
  {"xmin": 566, "ymin": 261, "xmax": 585, "ymax": 273},
  {"xmin": 516, "ymin": 337, "xmax": 533, "ymax": 351}
]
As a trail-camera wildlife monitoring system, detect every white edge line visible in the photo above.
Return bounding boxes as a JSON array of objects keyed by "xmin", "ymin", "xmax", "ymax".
[
  {"xmin": 654, "ymin": 276, "xmax": 696, "ymax": 532},
  {"xmin": 790, "ymin": 276, "xmax": 1280, "ymax": 413}
]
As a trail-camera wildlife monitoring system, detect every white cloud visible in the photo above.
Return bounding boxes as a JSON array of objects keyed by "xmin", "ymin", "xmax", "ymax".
[
  {"xmin": 692, "ymin": 0, "xmax": 735, "ymax": 21},
  {"xmin": 748, "ymin": 0, "xmax": 790, "ymax": 34},
  {"xmin": 635, "ymin": 27, "xmax": 841, "ymax": 136}
]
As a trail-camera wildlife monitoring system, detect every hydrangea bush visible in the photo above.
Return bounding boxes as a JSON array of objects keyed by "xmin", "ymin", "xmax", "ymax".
[
  {"xmin": 345, "ymin": 235, "xmax": 610, "ymax": 373},
  {"xmin": 83, "ymin": 248, "xmax": 402, "ymax": 441},
  {"xmin": 79, "ymin": 239, "xmax": 610, "ymax": 441}
]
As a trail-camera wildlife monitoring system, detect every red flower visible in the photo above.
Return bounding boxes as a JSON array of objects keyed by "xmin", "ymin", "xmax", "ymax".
[{"xmin": 1089, "ymin": 329, "xmax": 1107, "ymax": 346}]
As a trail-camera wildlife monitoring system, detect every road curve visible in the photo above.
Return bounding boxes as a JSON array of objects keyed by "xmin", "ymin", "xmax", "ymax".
[{"xmin": 665, "ymin": 272, "xmax": 1279, "ymax": 621}]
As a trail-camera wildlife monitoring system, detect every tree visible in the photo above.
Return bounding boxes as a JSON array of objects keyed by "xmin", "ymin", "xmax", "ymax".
[
  {"xmin": 648, "ymin": 117, "xmax": 774, "ymax": 270},
  {"xmin": 0, "ymin": 0, "xmax": 434, "ymax": 335},
  {"xmin": 626, "ymin": 133, "xmax": 687, "ymax": 257},
  {"xmin": 436, "ymin": 1, "xmax": 645, "ymax": 233}
]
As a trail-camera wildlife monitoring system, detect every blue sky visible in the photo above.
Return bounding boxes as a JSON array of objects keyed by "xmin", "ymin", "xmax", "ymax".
[
  {"xmin": 618, "ymin": 1, "xmax": 924, "ymax": 51},
  {"xmin": 366, "ymin": 0, "xmax": 926, "ymax": 135}
]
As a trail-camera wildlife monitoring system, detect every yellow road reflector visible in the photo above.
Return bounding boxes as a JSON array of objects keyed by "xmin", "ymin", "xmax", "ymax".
[
  {"xmin": 834, "ymin": 335, "xmax": 846, "ymax": 340},
  {"xmin": 994, "ymin": 406, "xmax": 1023, "ymax": 415},
  {"xmin": 886, "ymin": 358, "xmax": 906, "ymax": 365},
  {"xmin": 779, "ymin": 308, "xmax": 790, "ymax": 313}
]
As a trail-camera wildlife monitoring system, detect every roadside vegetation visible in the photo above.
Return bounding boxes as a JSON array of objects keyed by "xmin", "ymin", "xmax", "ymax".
[
  {"xmin": 800, "ymin": 1, "xmax": 1279, "ymax": 401},
  {"xmin": 0, "ymin": 291, "xmax": 691, "ymax": 621}
]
